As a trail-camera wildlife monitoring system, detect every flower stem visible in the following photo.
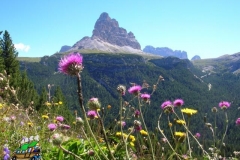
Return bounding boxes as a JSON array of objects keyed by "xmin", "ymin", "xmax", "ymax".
[
  {"xmin": 157, "ymin": 113, "xmax": 181, "ymax": 160},
  {"xmin": 214, "ymin": 113, "xmax": 217, "ymax": 148},
  {"xmin": 138, "ymin": 97, "xmax": 155, "ymax": 160},
  {"xmin": 220, "ymin": 111, "xmax": 228, "ymax": 153},
  {"xmin": 59, "ymin": 144, "xmax": 83, "ymax": 160},
  {"xmin": 119, "ymin": 95, "xmax": 130, "ymax": 159},
  {"xmin": 76, "ymin": 73, "xmax": 109, "ymax": 160},
  {"xmin": 81, "ymin": 127, "xmax": 101, "ymax": 160},
  {"xmin": 97, "ymin": 112, "xmax": 116, "ymax": 160},
  {"xmin": 174, "ymin": 112, "xmax": 210, "ymax": 159}
]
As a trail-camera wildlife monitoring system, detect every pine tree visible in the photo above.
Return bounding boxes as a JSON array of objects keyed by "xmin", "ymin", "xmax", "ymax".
[
  {"xmin": 0, "ymin": 31, "xmax": 4, "ymax": 72},
  {"xmin": 36, "ymin": 86, "xmax": 48, "ymax": 111},
  {"xmin": 53, "ymin": 86, "xmax": 74, "ymax": 122},
  {"xmin": 17, "ymin": 71, "xmax": 39, "ymax": 107},
  {"xmin": 0, "ymin": 30, "xmax": 20, "ymax": 87}
]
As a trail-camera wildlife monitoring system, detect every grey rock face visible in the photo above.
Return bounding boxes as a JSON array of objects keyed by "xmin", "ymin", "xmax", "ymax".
[
  {"xmin": 143, "ymin": 45, "xmax": 188, "ymax": 59},
  {"xmin": 92, "ymin": 12, "xmax": 141, "ymax": 50},
  {"xmin": 59, "ymin": 45, "xmax": 71, "ymax": 52}
]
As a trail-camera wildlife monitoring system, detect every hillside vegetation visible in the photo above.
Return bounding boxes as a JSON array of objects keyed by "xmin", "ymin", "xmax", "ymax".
[{"xmin": 19, "ymin": 53, "xmax": 240, "ymax": 149}]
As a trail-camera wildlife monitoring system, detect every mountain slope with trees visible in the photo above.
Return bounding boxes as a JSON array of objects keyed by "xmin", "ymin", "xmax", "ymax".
[{"xmin": 18, "ymin": 52, "xmax": 240, "ymax": 150}]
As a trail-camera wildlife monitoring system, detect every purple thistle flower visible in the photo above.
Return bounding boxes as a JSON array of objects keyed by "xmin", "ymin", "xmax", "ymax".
[
  {"xmin": 173, "ymin": 99, "xmax": 184, "ymax": 107},
  {"xmin": 134, "ymin": 110, "xmax": 140, "ymax": 118},
  {"xmin": 48, "ymin": 123, "xmax": 57, "ymax": 131},
  {"xmin": 121, "ymin": 121, "xmax": 126, "ymax": 127},
  {"xmin": 128, "ymin": 85, "xmax": 142, "ymax": 95},
  {"xmin": 161, "ymin": 100, "xmax": 172, "ymax": 109},
  {"xmin": 134, "ymin": 125, "xmax": 142, "ymax": 131},
  {"xmin": 87, "ymin": 110, "xmax": 97, "ymax": 119},
  {"xmin": 236, "ymin": 118, "xmax": 240, "ymax": 126},
  {"xmin": 219, "ymin": 101, "xmax": 231, "ymax": 109},
  {"xmin": 90, "ymin": 97, "xmax": 98, "ymax": 101},
  {"xmin": 61, "ymin": 124, "xmax": 71, "ymax": 130},
  {"xmin": 56, "ymin": 116, "xmax": 64, "ymax": 122},
  {"xmin": 195, "ymin": 132, "xmax": 201, "ymax": 139},
  {"xmin": 58, "ymin": 53, "xmax": 83, "ymax": 76},
  {"xmin": 140, "ymin": 93, "xmax": 150, "ymax": 101}
]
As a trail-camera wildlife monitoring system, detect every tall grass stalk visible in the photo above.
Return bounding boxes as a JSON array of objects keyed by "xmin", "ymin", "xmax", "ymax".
[{"xmin": 76, "ymin": 73, "xmax": 109, "ymax": 160}]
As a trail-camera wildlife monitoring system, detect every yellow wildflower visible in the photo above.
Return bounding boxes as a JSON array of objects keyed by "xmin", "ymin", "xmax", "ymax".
[
  {"xmin": 107, "ymin": 105, "xmax": 111, "ymax": 109},
  {"xmin": 175, "ymin": 132, "xmax": 186, "ymax": 142},
  {"xmin": 116, "ymin": 132, "xmax": 122, "ymax": 136},
  {"xmin": 140, "ymin": 130, "xmax": 148, "ymax": 136},
  {"xmin": 122, "ymin": 133, "xmax": 128, "ymax": 139},
  {"xmin": 42, "ymin": 115, "xmax": 49, "ymax": 119},
  {"xmin": 99, "ymin": 138, "xmax": 104, "ymax": 143},
  {"xmin": 175, "ymin": 132, "xmax": 186, "ymax": 137},
  {"xmin": 129, "ymin": 135, "xmax": 136, "ymax": 142},
  {"xmin": 28, "ymin": 122, "xmax": 33, "ymax": 127},
  {"xmin": 181, "ymin": 108, "xmax": 197, "ymax": 116},
  {"xmin": 45, "ymin": 102, "xmax": 51, "ymax": 107},
  {"xmin": 59, "ymin": 101, "xmax": 63, "ymax": 105},
  {"xmin": 129, "ymin": 142, "xmax": 135, "ymax": 147},
  {"xmin": 54, "ymin": 103, "xmax": 59, "ymax": 106},
  {"xmin": 168, "ymin": 122, "xmax": 173, "ymax": 127},
  {"xmin": 0, "ymin": 103, "xmax": 3, "ymax": 109},
  {"xmin": 176, "ymin": 120, "xmax": 186, "ymax": 125}
]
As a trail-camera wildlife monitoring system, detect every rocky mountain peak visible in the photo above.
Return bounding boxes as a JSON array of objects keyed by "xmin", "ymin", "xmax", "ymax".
[
  {"xmin": 92, "ymin": 12, "xmax": 141, "ymax": 50},
  {"xmin": 97, "ymin": 12, "xmax": 111, "ymax": 21}
]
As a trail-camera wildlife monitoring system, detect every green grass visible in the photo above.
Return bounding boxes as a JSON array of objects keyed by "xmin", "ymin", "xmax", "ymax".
[{"xmin": 17, "ymin": 57, "xmax": 41, "ymax": 62}]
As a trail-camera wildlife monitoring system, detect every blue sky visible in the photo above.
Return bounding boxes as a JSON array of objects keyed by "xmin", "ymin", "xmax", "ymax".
[{"xmin": 1, "ymin": 0, "xmax": 240, "ymax": 59}]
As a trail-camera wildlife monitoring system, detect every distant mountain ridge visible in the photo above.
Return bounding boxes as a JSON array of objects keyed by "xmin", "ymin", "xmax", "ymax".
[
  {"xmin": 191, "ymin": 55, "xmax": 201, "ymax": 61},
  {"xmin": 143, "ymin": 45, "xmax": 188, "ymax": 59}
]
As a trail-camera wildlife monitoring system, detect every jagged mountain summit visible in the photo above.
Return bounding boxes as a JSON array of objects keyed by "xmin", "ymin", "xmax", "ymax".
[
  {"xmin": 66, "ymin": 12, "xmax": 143, "ymax": 54},
  {"xmin": 143, "ymin": 45, "xmax": 188, "ymax": 59}
]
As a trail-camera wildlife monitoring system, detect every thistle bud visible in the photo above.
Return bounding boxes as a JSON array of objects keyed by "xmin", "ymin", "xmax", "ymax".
[
  {"xmin": 87, "ymin": 98, "xmax": 101, "ymax": 110},
  {"xmin": 117, "ymin": 85, "xmax": 126, "ymax": 96},
  {"xmin": 76, "ymin": 117, "xmax": 84, "ymax": 126},
  {"xmin": 212, "ymin": 107, "xmax": 218, "ymax": 113},
  {"xmin": 52, "ymin": 133, "xmax": 63, "ymax": 146},
  {"xmin": 88, "ymin": 150, "xmax": 95, "ymax": 156}
]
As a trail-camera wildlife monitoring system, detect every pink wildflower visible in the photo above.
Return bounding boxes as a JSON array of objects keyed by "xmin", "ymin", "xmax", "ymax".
[
  {"xmin": 173, "ymin": 99, "xmax": 184, "ymax": 107},
  {"xmin": 161, "ymin": 100, "xmax": 172, "ymax": 110},
  {"xmin": 87, "ymin": 110, "xmax": 97, "ymax": 119},
  {"xmin": 121, "ymin": 121, "xmax": 126, "ymax": 127},
  {"xmin": 134, "ymin": 110, "xmax": 140, "ymax": 118},
  {"xmin": 195, "ymin": 133, "xmax": 201, "ymax": 138},
  {"xmin": 48, "ymin": 123, "xmax": 57, "ymax": 131},
  {"xmin": 141, "ymin": 93, "xmax": 150, "ymax": 101},
  {"xmin": 236, "ymin": 118, "xmax": 240, "ymax": 126},
  {"xmin": 56, "ymin": 116, "xmax": 64, "ymax": 122},
  {"xmin": 58, "ymin": 53, "xmax": 83, "ymax": 75},
  {"xmin": 128, "ymin": 85, "xmax": 142, "ymax": 95},
  {"xmin": 61, "ymin": 124, "xmax": 71, "ymax": 130},
  {"xmin": 219, "ymin": 101, "xmax": 231, "ymax": 109}
]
